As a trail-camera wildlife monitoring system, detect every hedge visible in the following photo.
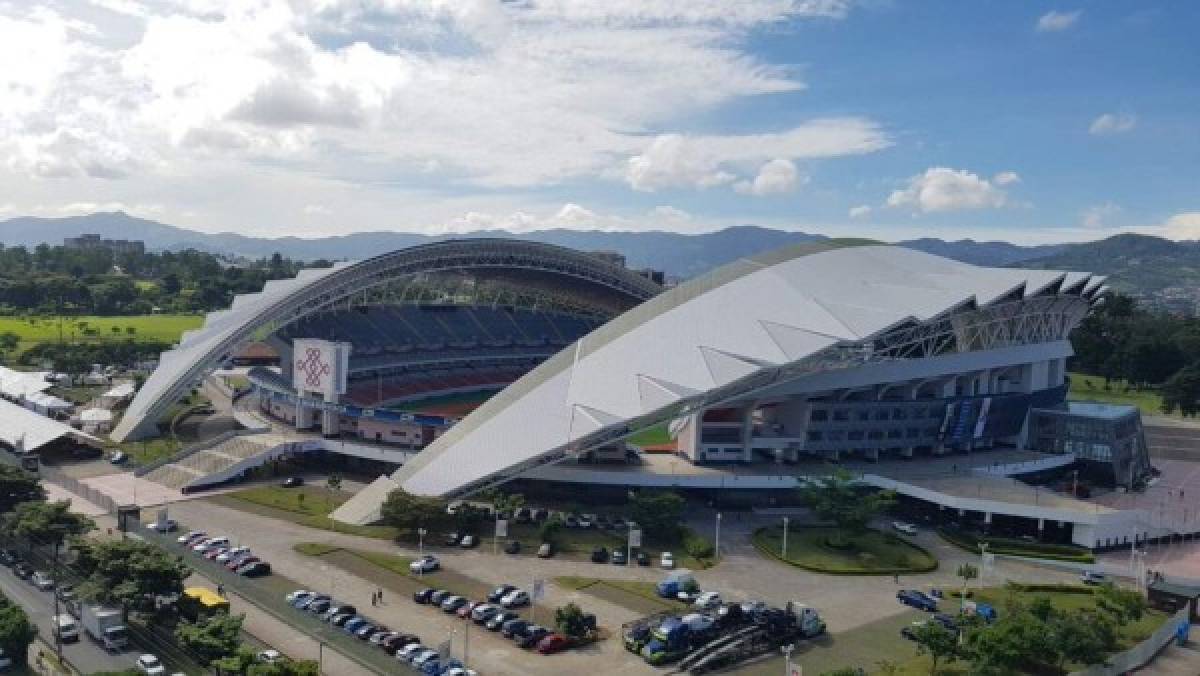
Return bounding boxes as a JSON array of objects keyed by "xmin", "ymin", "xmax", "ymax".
[
  {"xmin": 752, "ymin": 525, "xmax": 939, "ymax": 576},
  {"xmin": 938, "ymin": 528, "xmax": 1095, "ymax": 563}
]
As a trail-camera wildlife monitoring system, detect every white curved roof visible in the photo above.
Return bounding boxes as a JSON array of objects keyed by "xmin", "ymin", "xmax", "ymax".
[{"xmin": 380, "ymin": 243, "xmax": 1094, "ymax": 498}]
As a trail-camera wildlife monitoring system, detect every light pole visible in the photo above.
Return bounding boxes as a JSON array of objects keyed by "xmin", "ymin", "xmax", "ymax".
[
  {"xmin": 781, "ymin": 516, "xmax": 789, "ymax": 559},
  {"xmin": 417, "ymin": 528, "xmax": 427, "ymax": 577},
  {"xmin": 781, "ymin": 643, "xmax": 796, "ymax": 676},
  {"xmin": 978, "ymin": 542, "xmax": 989, "ymax": 588},
  {"xmin": 714, "ymin": 512, "xmax": 722, "ymax": 557}
]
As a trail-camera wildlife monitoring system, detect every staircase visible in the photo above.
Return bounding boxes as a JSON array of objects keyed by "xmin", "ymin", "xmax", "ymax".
[{"xmin": 143, "ymin": 433, "xmax": 294, "ymax": 491}]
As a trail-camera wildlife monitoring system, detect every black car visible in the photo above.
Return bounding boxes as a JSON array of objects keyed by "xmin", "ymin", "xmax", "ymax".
[
  {"xmin": 56, "ymin": 584, "xmax": 76, "ymax": 603},
  {"xmin": 12, "ymin": 563, "xmax": 33, "ymax": 579},
  {"xmin": 504, "ymin": 540, "xmax": 521, "ymax": 554},
  {"xmin": 0, "ymin": 549, "xmax": 18, "ymax": 566},
  {"xmin": 429, "ymin": 589, "xmax": 451, "ymax": 605},
  {"xmin": 590, "ymin": 547, "xmax": 609, "ymax": 563},
  {"xmin": 486, "ymin": 611, "xmax": 518, "ymax": 631},
  {"xmin": 441, "ymin": 597, "xmax": 468, "ymax": 613},
  {"xmin": 307, "ymin": 599, "xmax": 332, "ymax": 614},
  {"xmin": 238, "ymin": 561, "xmax": 271, "ymax": 577},
  {"xmin": 444, "ymin": 532, "xmax": 461, "ymax": 546},
  {"xmin": 501, "ymin": 618, "xmax": 529, "ymax": 639},
  {"xmin": 897, "ymin": 590, "xmax": 938, "ymax": 612},
  {"xmin": 515, "ymin": 508, "xmax": 532, "ymax": 524},
  {"xmin": 331, "ymin": 613, "xmax": 355, "ymax": 627},
  {"xmin": 518, "ymin": 626, "xmax": 550, "ymax": 648},
  {"xmin": 413, "ymin": 588, "xmax": 435, "ymax": 604},
  {"xmin": 383, "ymin": 633, "xmax": 420, "ymax": 655},
  {"xmin": 611, "ymin": 549, "xmax": 627, "ymax": 565},
  {"xmin": 635, "ymin": 550, "xmax": 650, "ymax": 566},
  {"xmin": 282, "ymin": 476, "xmax": 304, "ymax": 488}
]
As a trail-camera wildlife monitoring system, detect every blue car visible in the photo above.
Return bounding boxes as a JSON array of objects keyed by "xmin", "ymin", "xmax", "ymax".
[
  {"xmin": 897, "ymin": 590, "xmax": 937, "ymax": 611},
  {"xmin": 343, "ymin": 617, "xmax": 368, "ymax": 634}
]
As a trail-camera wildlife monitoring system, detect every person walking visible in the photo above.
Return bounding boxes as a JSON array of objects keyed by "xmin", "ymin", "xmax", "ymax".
[
  {"xmin": 377, "ymin": 586, "xmax": 384, "ymax": 604},
  {"xmin": 370, "ymin": 591, "xmax": 378, "ymax": 607}
]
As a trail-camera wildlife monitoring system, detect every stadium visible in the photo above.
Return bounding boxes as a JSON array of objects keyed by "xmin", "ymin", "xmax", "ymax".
[{"xmin": 120, "ymin": 238, "xmax": 1161, "ymax": 550}]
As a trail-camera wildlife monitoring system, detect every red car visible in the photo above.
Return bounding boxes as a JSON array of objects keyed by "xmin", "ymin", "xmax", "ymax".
[
  {"xmin": 456, "ymin": 601, "xmax": 480, "ymax": 619},
  {"xmin": 204, "ymin": 547, "xmax": 228, "ymax": 561},
  {"xmin": 536, "ymin": 633, "xmax": 570, "ymax": 654}
]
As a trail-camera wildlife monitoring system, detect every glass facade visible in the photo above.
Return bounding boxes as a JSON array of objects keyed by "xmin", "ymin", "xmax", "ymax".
[{"xmin": 1030, "ymin": 403, "xmax": 1151, "ymax": 487}]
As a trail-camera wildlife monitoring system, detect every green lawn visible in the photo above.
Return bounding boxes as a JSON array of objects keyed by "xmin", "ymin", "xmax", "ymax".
[
  {"xmin": 504, "ymin": 521, "xmax": 716, "ymax": 569},
  {"xmin": 627, "ymin": 423, "xmax": 672, "ymax": 446},
  {"xmin": 112, "ymin": 436, "xmax": 183, "ymax": 466},
  {"xmin": 0, "ymin": 313, "xmax": 202, "ymax": 353},
  {"xmin": 938, "ymin": 528, "xmax": 1094, "ymax": 563},
  {"xmin": 754, "ymin": 526, "xmax": 938, "ymax": 574},
  {"xmin": 1068, "ymin": 372, "xmax": 1167, "ymax": 416},
  {"xmin": 555, "ymin": 576, "xmax": 686, "ymax": 615},
  {"xmin": 211, "ymin": 486, "xmax": 399, "ymax": 539}
]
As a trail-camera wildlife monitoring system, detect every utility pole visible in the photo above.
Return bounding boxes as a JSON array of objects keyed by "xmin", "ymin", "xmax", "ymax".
[
  {"xmin": 52, "ymin": 540, "xmax": 62, "ymax": 659},
  {"xmin": 417, "ymin": 528, "xmax": 427, "ymax": 577},
  {"xmin": 781, "ymin": 643, "xmax": 796, "ymax": 676},
  {"xmin": 714, "ymin": 512, "xmax": 722, "ymax": 557},
  {"xmin": 781, "ymin": 516, "xmax": 789, "ymax": 559}
]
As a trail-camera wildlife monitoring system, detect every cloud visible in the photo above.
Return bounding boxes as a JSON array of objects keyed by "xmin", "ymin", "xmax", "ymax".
[
  {"xmin": 993, "ymin": 171, "xmax": 1021, "ymax": 186},
  {"xmin": 1082, "ymin": 202, "xmax": 1121, "ymax": 229},
  {"xmin": 626, "ymin": 119, "xmax": 888, "ymax": 192},
  {"xmin": 848, "ymin": 205, "xmax": 871, "ymax": 218},
  {"xmin": 651, "ymin": 205, "xmax": 692, "ymax": 222},
  {"xmin": 1158, "ymin": 212, "xmax": 1200, "ymax": 239},
  {"xmin": 303, "ymin": 204, "xmax": 332, "ymax": 217},
  {"xmin": 1089, "ymin": 113, "xmax": 1137, "ymax": 136},
  {"xmin": 734, "ymin": 158, "xmax": 804, "ymax": 196},
  {"xmin": 886, "ymin": 167, "xmax": 1015, "ymax": 213},
  {"xmin": 1036, "ymin": 10, "xmax": 1082, "ymax": 32}
]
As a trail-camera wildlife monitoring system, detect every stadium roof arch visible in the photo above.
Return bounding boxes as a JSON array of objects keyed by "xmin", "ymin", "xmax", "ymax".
[
  {"xmin": 112, "ymin": 239, "xmax": 662, "ymax": 442},
  {"xmin": 335, "ymin": 241, "xmax": 1102, "ymax": 515}
]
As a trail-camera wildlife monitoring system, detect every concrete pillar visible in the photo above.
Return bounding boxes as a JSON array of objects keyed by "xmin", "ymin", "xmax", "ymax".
[
  {"xmin": 322, "ymin": 409, "xmax": 338, "ymax": 437},
  {"xmin": 984, "ymin": 512, "xmax": 992, "ymax": 525},
  {"xmin": 295, "ymin": 400, "xmax": 315, "ymax": 429},
  {"xmin": 901, "ymin": 447, "xmax": 914, "ymax": 459},
  {"xmin": 1037, "ymin": 518, "xmax": 1045, "ymax": 532},
  {"xmin": 740, "ymin": 404, "xmax": 755, "ymax": 463},
  {"xmin": 864, "ymin": 448, "xmax": 879, "ymax": 462}
]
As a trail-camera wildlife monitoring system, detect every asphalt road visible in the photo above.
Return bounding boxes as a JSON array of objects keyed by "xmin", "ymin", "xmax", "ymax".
[{"xmin": 0, "ymin": 563, "xmax": 137, "ymax": 673}]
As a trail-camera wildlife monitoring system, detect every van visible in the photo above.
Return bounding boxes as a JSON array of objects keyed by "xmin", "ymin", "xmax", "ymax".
[
  {"xmin": 1081, "ymin": 571, "xmax": 1107, "ymax": 585},
  {"xmin": 537, "ymin": 543, "xmax": 554, "ymax": 558},
  {"xmin": 54, "ymin": 614, "xmax": 80, "ymax": 642}
]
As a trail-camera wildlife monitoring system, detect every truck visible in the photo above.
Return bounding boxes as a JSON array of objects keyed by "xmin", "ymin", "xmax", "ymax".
[
  {"xmin": 656, "ymin": 570, "xmax": 697, "ymax": 599},
  {"xmin": 643, "ymin": 617, "xmax": 690, "ymax": 665},
  {"xmin": 81, "ymin": 604, "xmax": 129, "ymax": 651}
]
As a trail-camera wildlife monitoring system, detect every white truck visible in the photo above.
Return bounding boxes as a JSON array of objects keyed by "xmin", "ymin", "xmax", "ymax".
[{"xmin": 81, "ymin": 604, "xmax": 129, "ymax": 651}]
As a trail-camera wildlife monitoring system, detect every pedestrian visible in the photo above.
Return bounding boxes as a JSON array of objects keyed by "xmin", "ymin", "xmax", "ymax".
[
  {"xmin": 893, "ymin": 574, "xmax": 899, "ymax": 584},
  {"xmin": 377, "ymin": 586, "xmax": 384, "ymax": 604},
  {"xmin": 217, "ymin": 583, "xmax": 225, "ymax": 597},
  {"xmin": 371, "ymin": 591, "xmax": 378, "ymax": 607}
]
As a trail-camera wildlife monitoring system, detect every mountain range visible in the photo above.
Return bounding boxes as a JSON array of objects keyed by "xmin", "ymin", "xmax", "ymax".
[{"xmin": 0, "ymin": 212, "xmax": 1192, "ymax": 311}]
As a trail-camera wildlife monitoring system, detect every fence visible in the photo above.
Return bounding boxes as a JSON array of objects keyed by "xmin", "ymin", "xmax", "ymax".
[
  {"xmin": 1070, "ymin": 607, "xmax": 1190, "ymax": 676},
  {"xmin": 37, "ymin": 465, "xmax": 118, "ymax": 514}
]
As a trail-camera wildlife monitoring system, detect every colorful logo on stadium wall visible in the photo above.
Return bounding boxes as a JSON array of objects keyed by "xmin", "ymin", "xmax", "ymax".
[{"xmin": 296, "ymin": 347, "xmax": 331, "ymax": 388}]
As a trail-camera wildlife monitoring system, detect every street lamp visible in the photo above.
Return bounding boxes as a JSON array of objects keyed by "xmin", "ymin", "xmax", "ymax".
[
  {"xmin": 781, "ymin": 643, "xmax": 796, "ymax": 676},
  {"xmin": 714, "ymin": 512, "xmax": 722, "ymax": 557},
  {"xmin": 417, "ymin": 528, "xmax": 427, "ymax": 577},
  {"xmin": 781, "ymin": 516, "xmax": 790, "ymax": 560}
]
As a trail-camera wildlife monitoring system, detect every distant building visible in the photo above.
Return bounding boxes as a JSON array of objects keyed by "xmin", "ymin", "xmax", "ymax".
[{"xmin": 64, "ymin": 234, "xmax": 145, "ymax": 256}]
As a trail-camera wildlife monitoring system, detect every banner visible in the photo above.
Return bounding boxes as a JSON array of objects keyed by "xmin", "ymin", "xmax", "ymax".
[
  {"xmin": 628, "ymin": 528, "xmax": 643, "ymax": 548},
  {"xmin": 532, "ymin": 578, "xmax": 545, "ymax": 601},
  {"xmin": 495, "ymin": 519, "xmax": 508, "ymax": 538}
]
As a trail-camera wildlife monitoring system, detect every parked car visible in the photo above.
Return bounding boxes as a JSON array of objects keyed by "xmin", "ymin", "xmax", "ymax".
[
  {"xmin": 109, "ymin": 451, "xmax": 128, "ymax": 465},
  {"xmin": 635, "ymin": 550, "xmax": 650, "ymax": 566},
  {"xmin": 31, "ymin": 571, "xmax": 55, "ymax": 591},
  {"xmin": 238, "ymin": 561, "xmax": 271, "ymax": 577},
  {"xmin": 693, "ymin": 591, "xmax": 722, "ymax": 610},
  {"xmin": 444, "ymin": 533, "xmax": 461, "ymax": 546},
  {"xmin": 486, "ymin": 611, "xmax": 518, "ymax": 631},
  {"xmin": 257, "ymin": 649, "xmax": 283, "ymax": 664},
  {"xmin": 136, "ymin": 653, "xmax": 166, "ymax": 675},
  {"xmin": 504, "ymin": 540, "xmax": 521, "ymax": 554},
  {"xmin": 396, "ymin": 643, "xmax": 426, "ymax": 662},
  {"xmin": 282, "ymin": 476, "xmax": 304, "ymax": 488},
  {"xmin": 537, "ymin": 543, "xmax": 554, "ymax": 558},
  {"xmin": 331, "ymin": 613, "xmax": 356, "ymax": 628},
  {"xmin": 193, "ymin": 536, "xmax": 229, "ymax": 553},
  {"xmin": 459, "ymin": 535, "xmax": 478, "ymax": 548},
  {"xmin": 537, "ymin": 633, "xmax": 571, "ymax": 654},
  {"xmin": 55, "ymin": 584, "xmax": 76, "ymax": 603},
  {"xmin": 204, "ymin": 546, "xmax": 229, "ymax": 561},
  {"xmin": 457, "ymin": 601, "xmax": 481, "ymax": 619},
  {"xmin": 413, "ymin": 588, "xmax": 435, "ymax": 604},
  {"xmin": 660, "ymin": 552, "xmax": 675, "ymax": 569},
  {"xmin": 518, "ymin": 626, "xmax": 550, "ymax": 648},
  {"xmin": 217, "ymin": 547, "xmax": 250, "ymax": 563},
  {"xmin": 590, "ymin": 547, "xmax": 609, "ymax": 563},
  {"xmin": 369, "ymin": 629, "xmax": 394, "ymax": 645},
  {"xmin": 177, "ymin": 530, "xmax": 205, "ymax": 545},
  {"xmin": 1081, "ymin": 571, "xmax": 1107, "ymax": 585},
  {"xmin": 343, "ymin": 617, "xmax": 369, "ymax": 634},
  {"xmin": 0, "ymin": 549, "xmax": 18, "ymax": 566},
  {"xmin": 226, "ymin": 555, "xmax": 258, "ymax": 570},
  {"xmin": 383, "ymin": 634, "xmax": 420, "ymax": 655},
  {"xmin": 897, "ymin": 590, "xmax": 938, "ymax": 611},
  {"xmin": 488, "ymin": 585, "xmax": 517, "ymax": 603},
  {"xmin": 149, "ymin": 518, "xmax": 177, "ymax": 533},
  {"xmin": 501, "ymin": 618, "xmax": 529, "ymax": 638},
  {"xmin": 306, "ymin": 598, "xmax": 331, "ymax": 614},
  {"xmin": 428, "ymin": 589, "xmax": 451, "ymax": 605},
  {"xmin": 501, "ymin": 589, "xmax": 530, "ymax": 608},
  {"xmin": 611, "ymin": 549, "xmax": 626, "ymax": 565},
  {"xmin": 892, "ymin": 521, "xmax": 918, "ymax": 536},
  {"xmin": 410, "ymin": 555, "xmax": 440, "ymax": 574},
  {"xmin": 323, "ymin": 605, "xmax": 356, "ymax": 621},
  {"xmin": 441, "ymin": 596, "xmax": 468, "ymax": 613},
  {"xmin": 12, "ymin": 563, "xmax": 33, "ymax": 580},
  {"xmin": 411, "ymin": 649, "xmax": 440, "ymax": 668},
  {"xmin": 53, "ymin": 614, "xmax": 79, "ymax": 643}
]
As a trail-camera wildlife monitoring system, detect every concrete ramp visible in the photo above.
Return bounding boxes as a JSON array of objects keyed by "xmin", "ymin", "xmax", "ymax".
[
  {"xmin": 143, "ymin": 433, "xmax": 296, "ymax": 491},
  {"xmin": 330, "ymin": 475, "xmax": 399, "ymax": 525}
]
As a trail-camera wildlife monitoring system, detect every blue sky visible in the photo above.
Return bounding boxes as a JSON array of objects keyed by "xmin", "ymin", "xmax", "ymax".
[{"xmin": 0, "ymin": 1, "xmax": 1196, "ymax": 243}]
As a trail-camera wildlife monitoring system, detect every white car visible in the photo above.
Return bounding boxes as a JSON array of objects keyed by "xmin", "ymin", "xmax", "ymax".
[
  {"xmin": 660, "ymin": 552, "xmax": 676, "ymax": 569},
  {"xmin": 411, "ymin": 649, "xmax": 439, "ymax": 667},
  {"xmin": 500, "ymin": 589, "xmax": 530, "ymax": 608},
  {"xmin": 31, "ymin": 571, "xmax": 55, "ymax": 591},
  {"xmin": 692, "ymin": 591, "xmax": 722, "ymax": 610},
  {"xmin": 176, "ymin": 530, "xmax": 205, "ymax": 544},
  {"xmin": 193, "ymin": 536, "xmax": 229, "ymax": 553},
  {"xmin": 218, "ymin": 547, "xmax": 250, "ymax": 563},
  {"xmin": 892, "ymin": 521, "xmax": 918, "ymax": 536},
  {"xmin": 137, "ymin": 654, "xmax": 166, "ymax": 675},
  {"xmin": 285, "ymin": 589, "xmax": 312, "ymax": 603},
  {"xmin": 445, "ymin": 669, "xmax": 478, "ymax": 676},
  {"xmin": 396, "ymin": 644, "xmax": 426, "ymax": 662},
  {"xmin": 409, "ymin": 555, "xmax": 440, "ymax": 574},
  {"xmin": 257, "ymin": 649, "xmax": 283, "ymax": 664}
]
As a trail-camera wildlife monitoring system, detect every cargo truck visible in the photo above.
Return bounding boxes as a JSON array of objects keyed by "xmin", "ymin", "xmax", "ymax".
[{"xmin": 81, "ymin": 604, "xmax": 129, "ymax": 651}]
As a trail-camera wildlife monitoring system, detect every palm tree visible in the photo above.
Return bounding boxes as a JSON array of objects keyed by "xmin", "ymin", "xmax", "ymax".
[{"xmin": 956, "ymin": 562, "xmax": 979, "ymax": 611}]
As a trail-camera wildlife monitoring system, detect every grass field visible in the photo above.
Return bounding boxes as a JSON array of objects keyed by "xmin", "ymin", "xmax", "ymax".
[
  {"xmin": 211, "ymin": 485, "xmax": 399, "ymax": 539},
  {"xmin": 1068, "ymin": 372, "xmax": 1167, "ymax": 416},
  {"xmin": 0, "ymin": 313, "xmax": 202, "ymax": 352},
  {"xmin": 555, "ymin": 576, "xmax": 686, "ymax": 615},
  {"xmin": 627, "ymin": 423, "xmax": 672, "ymax": 446},
  {"xmin": 754, "ymin": 526, "xmax": 938, "ymax": 574}
]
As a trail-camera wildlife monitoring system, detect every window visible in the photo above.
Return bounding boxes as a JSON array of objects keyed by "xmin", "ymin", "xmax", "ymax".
[
  {"xmin": 833, "ymin": 410, "xmax": 849, "ymax": 422},
  {"xmin": 873, "ymin": 409, "xmax": 890, "ymax": 421},
  {"xmin": 848, "ymin": 430, "xmax": 864, "ymax": 441},
  {"xmin": 810, "ymin": 409, "xmax": 828, "ymax": 422},
  {"xmin": 807, "ymin": 430, "xmax": 823, "ymax": 441}
]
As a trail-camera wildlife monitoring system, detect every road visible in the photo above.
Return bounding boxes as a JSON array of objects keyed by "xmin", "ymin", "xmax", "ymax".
[{"xmin": 0, "ymin": 562, "xmax": 137, "ymax": 673}]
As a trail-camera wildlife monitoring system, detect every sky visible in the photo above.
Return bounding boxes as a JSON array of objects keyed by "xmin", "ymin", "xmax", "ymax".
[{"xmin": 0, "ymin": 0, "xmax": 1197, "ymax": 243}]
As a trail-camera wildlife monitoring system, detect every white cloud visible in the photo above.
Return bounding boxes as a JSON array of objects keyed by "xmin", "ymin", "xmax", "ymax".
[
  {"xmin": 1158, "ymin": 212, "xmax": 1200, "ymax": 240},
  {"xmin": 1082, "ymin": 202, "xmax": 1121, "ymax": 228},
  {"xmin": 734, "ymin": 158, "xmax": 804, "ymax": 196},
  {"xmin": 302, "ymin": 204, "xmax": 332, "ymax": 217},
  {"xmin": 848, "ymin": 205, "xmax": 871, "ymax": 218},
  {"xmin": 1089, "ymin": 113, "xmax": 1137, "ymax": 136},
  {"xmin": 626, "ymin": 119, "xmax": 887, "ymax": 192},
  {"xmin": 1036, "ymin": 10, "xmax": 1081, "ymax": 32},
  {"xmin": 651, "ymin": 205, "xmax": 692, "ymax": 222},
  {"xmin": 993, "ymin": 171, "xmax": 1021, "ymax": 186},
  {"xmin": 886, "ymin": 167, "xmax": 1014, "ymax": 213}
]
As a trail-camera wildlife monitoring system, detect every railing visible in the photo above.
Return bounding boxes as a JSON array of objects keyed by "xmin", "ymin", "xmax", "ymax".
[
  {"xmin": 37, "ymin": 465, "xmax": 118, "ymax": 514},
  {"xmin": 1070, "ymin": 607, "xmax": 1189, "ymax": 676},
  {"xmin": 134, "ymin": 429, "xmax": 261, "ymax": 477}
]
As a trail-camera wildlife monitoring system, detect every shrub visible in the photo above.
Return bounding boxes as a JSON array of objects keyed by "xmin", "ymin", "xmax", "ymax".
[{"xmin": 682, "ymin": 528, "xmax": 714, "ymax": 559}]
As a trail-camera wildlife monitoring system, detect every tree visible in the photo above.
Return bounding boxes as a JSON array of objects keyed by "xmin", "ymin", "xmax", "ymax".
[
  {"xmin": 380, "ymin": 488, "xmax": 447, "ymax": 537},
  {"xmin": 799, "ymin": 469, "xmax": 895, "ymax": 545},
  {"xmin": 0, "ymin": 465, "xmax": 46, "ymax": 513},
  {"xmin": 211, "ymin": 646, "xmax": 258, "ymax": 674},
  {"xmin": 539, "ymin": 517, "xmax": 563, "ymax": 545},
  {"xmin": 74, "ymin": 539, "xmax": 191, "ymax": 613},
  {"xmin": 629, "ymin": 490, "xmax": 686, "ymax": 541},
  {"xmin": 1162, "ymin": 362, "xmax": 1200, "ymax": 416},
  {"xmin": 910, "ymin": 621, "xmax": 960, "ymax": 675},
  {"xmin": 554, "ymin": 602, "xmax": 592, "ymax": 640},
  {"xmin": 1052, "ymin": 612, "xmax": 1109, "ymax": 669},
  {"xmin": 1095, "ymin": 582, "xmax": 1146, "ymax": 626},
  {"xmin": 249, "ymin": 659, "xmax": 321, "ymax": 676},
  {"xmin": 176, "ymin": 613, "xmax": 244, "ymax": 666},
  {"xmin": 955, "ymin": 562, "xmax": 978, "ymax": 609},
  {"xmin": 819, "ymin": 670, "xmax": 865, "ymax": 676},
  {"xmin": 0, "ymin": 595, "xmax": 36, "ymax": 665},
  {"xmin": 3, "ymin": 500, "xmax": 93, "ymax": 551},
  {"xmin": 325, "ymin": 474, "xmax": 342, "ymax": 493}
]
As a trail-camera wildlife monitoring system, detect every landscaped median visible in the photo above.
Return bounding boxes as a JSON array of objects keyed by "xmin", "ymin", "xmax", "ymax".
[
  {"xmin": 752, "ymin": 525, "xmax": 938, "ymax": 574},
  {"xmin": 937, "ymin": 527, "xmax": 1095, "ymax": 563},
  {"xmin": 210, "ymin": 486, "xmax": 398, "ymax": 539},
  {"xmin": 554, "ymin": 576, "xmax": 687, "ymax": 615}
]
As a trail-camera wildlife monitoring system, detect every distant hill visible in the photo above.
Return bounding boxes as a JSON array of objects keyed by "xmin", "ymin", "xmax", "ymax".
[{"xmin": 2, "ymin": 213, "xmax": 1197, "ymax": 312}]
